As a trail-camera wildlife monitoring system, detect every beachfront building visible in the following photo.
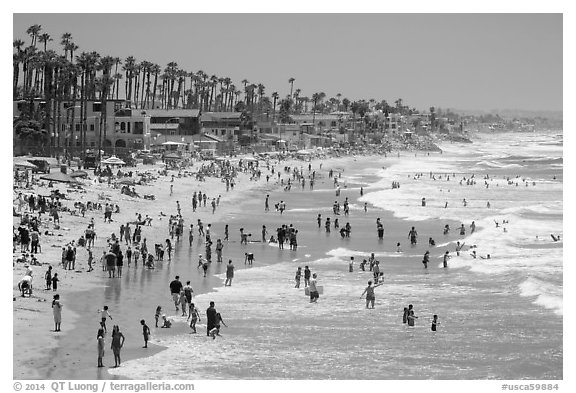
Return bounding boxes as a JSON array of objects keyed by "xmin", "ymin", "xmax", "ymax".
[
  {"xmin": 146, "ymin": 108, "xmax": 200, "ymax": 153},
  {"xmin": 13, "ymin": 99, "xmax": 152, "ymax": 156},
  {"xmin": 200, "ymin": 112, "xmax": 243, "ymax": 141},
  {"xmin": 290, "ymin": 113, "xmax": 350, "ymax": 133}
]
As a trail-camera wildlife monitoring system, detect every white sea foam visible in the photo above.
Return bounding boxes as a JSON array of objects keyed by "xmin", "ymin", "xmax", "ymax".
[
  {"xmin": 519, "ymin": 277, "xmax": 563, "ymax": 316},
  {"xmin": 359, "ymin": 132, "xmax": 563, "ymax": 316}
]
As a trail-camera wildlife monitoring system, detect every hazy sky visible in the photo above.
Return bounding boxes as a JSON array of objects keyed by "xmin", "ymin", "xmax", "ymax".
[{"xmin": 13, "ymin": 13, "xmax": 562, "ymax": 112}]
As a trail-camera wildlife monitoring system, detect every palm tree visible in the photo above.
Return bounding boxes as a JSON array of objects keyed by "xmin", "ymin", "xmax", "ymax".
[
  {"xmin": 293, "ymin": 88, "xmax": 301, "ymax": 113},
  {"xmin": 97, "ymin": 55, "xmax": 116, "ymax": 155},
  {"xmin": 234, "ymin": 90, "xmax": 242, "ymax": 110},
  {"xmin": 257, "ymin": 83, "xmax": 265, "ymax": 112},
  {"xmin": 60, "ymin": 33, "xmax": 72, "ymax": 58},
  {"xmin": 66, "ymin": 43, "xmax": 79, "ymax": 63},
  {"xmin": 13, "ymin": 39, "xmax": 25, "ymax": 99},
  {"xmin": 241, "ymin": 79, "xmax": 249, "ymax": 104},
  {"xmin": 150, "ymin": 64, "xmax": 161, "ymax": 108},
  {"xmin": 271, "ymin": 92, "xmax": 279, "ymax": 122},
  {"xmin": 26, "ymin": 24, "xmax": 42, "ymax": 48},
  {"xmin": 342, "ymin": 98, "xmax": 350, "ymax": 112},
  {"xmin": 288, "ymin": 77, "xmax": 295, "ymax": 99},
  {"xmin": 139, "ymin": 61, "xmax": 152, "ymax": 108},
  {"xmin": 112, "ymin": 57, "xmax": 122, "ymax": 100},
  {"xmin": 38, "ymin": 33, "xmax": 52, "ymax": 52},
  {"xmin": 174, "ymin": 69, "xmax": 187, "ymax": 108},
  {"xmin": 123, "ymin": 56, "xmax": 136, "ymax": 105}
]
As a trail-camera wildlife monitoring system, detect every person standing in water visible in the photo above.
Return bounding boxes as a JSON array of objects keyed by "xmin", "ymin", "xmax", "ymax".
[
  {"xmin": 431, "ymin": 315, "xmax": 440, "ymax": 332},
  {"xmin": 97, "ymin": 330, "xmax": 105, "ymax": 367},
  {"xmin": 407, "ymin": 304, "xmax": 418, "ymax": 327},
  {"xmin": 443, "ymin": 251, "xmax": 451, "ymax": 268},
  {"xmin": 187, "ymin": 303, "xmax": 201, "ymax": 333},
  {"xmin": 225, "ymin": 260, "xmax": 234, "ymax": 286},
  {"xmin": 309, "ymin": 273, "xmax": 319, "ymax": 303},
  {"xmin": 408, "ymin": 227, "xmax": 418, "ymax": 245},
  {"xmin": 304, "ymin": 266, "xmax": 311, "ymax": 287},
  {"xmin": 110, "ymin": 325, "xmax": 125, "ymax": 367},
  {"xmin": 360, "ymin": 280, "xmax": 383, "ymax": 309},
  {"xmin": 422, "ymin": 251, "xmax": 430, "ymax": 269},
  {"xmin": 295, "ymin": 267, "xmax": 302, "ymax": 288}
]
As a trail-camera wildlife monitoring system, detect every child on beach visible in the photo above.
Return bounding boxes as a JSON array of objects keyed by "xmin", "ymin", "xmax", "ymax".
[
  {"xmin": 52, "ymin": 294, "xmax": 62, "ymax": 332},
  {"xmin": 209, "ymin": 312, "xmax": 227, "ymax": 339},
  {"xmin": 51, "ymin": 273, "xmax": 59, "ymax": 291},
  {"xmin": 161, "ymin": 314, "xmax": 172, "ymax": 328},
  {"xmin": 155, "ymin": 306, "xmax": 162, "ymax": 328},
  {"xmin": 140, "ymin": 320, "xmax": 151, "ymax": 348},
  {"xmin": 45, "ymin": 266, "xmax": 52, "ymax": 290},
  {"xmin": 98, "ymin": 306, "xmax": 113, "ymax": 333},
  {"xmin": 187, "ymin": 303, "xmax": 201, "ymax": 333},
  {"xmin": 179, "ymin": 290, "xmax": 187, "ymax": 316}
]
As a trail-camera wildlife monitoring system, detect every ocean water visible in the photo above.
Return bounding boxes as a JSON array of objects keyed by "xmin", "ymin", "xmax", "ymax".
[{"xmin": 108, "ymin": 131, "xmax": 562, "ymax": 380}]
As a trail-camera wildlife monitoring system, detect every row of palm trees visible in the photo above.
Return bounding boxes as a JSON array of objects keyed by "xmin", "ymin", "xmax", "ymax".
[{"xmin": 14, "ymin": 24, "xmax": 417, "ymax": 154}]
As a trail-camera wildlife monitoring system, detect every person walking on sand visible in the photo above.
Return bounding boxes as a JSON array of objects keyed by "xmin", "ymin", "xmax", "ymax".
[
  {"xmin": 187, "ymin": 303, "xmax": 201, "ymax": 333},
  {"xmin": 169, "ymin": 276, "xmax": 183, "ymax": 310},
  {"xmin": 45, "ymin": 265, "xmax": 52, "ymax": 290},
  {"xmin": 110, "ymin": 325, "xmax": 125, "ymax": 367},
  {"xmin": 140, "ymin": 320, "xmax": 151, "ymax": 348},
  {"xmin": 225, "ymin": 260, "xmax": 234, "ymax": 286},
  {"xmin": 52, "ymin": 294, "xmax": 62, "ymax": 332},
  {"xmin": 360, "ymin": 280, "xmax": 384, "ymax": 309}
]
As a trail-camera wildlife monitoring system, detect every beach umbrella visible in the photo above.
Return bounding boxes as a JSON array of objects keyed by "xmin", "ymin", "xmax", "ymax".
[
  {"xmin": 13, "ymin": 159, "xmax": 38, "ymax": 169},
  {"xmin": 39, "ymin": 172, "xmax": 80, "ymax": 184},
  {"xmin": 101, "ymin": 156, "xmax": 126, "ymax": 166}
]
